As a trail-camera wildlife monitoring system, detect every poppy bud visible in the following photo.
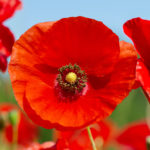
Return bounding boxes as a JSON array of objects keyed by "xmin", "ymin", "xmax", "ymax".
[{"xmin": 8, "ymin": 110, "xmax": 19, "ymax": 126}]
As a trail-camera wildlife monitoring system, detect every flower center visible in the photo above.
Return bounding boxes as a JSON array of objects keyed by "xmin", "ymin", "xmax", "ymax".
[
  {"xmin": 65, "ymin": 72, "xmax": 77, "ymax": 84},
  {"xmin": 56, "ymin": 64, "xmax": 87, "ymax": 93}
]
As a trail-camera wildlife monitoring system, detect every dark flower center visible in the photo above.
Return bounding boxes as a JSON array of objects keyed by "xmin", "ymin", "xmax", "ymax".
[{"xmin": 56, "ymin": 64, "xmax": 87, "ymax": 93}]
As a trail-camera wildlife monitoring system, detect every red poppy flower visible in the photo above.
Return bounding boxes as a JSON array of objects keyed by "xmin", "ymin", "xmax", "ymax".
[
  {"xmin": 123, "ymin": 17, "xmax": 150, "ymax": 102},
  {"xmin": 9, "ymin": 17, "xmax": 137, "ymax": 130},
  {"xmin": 0, "ymin": 0, "xmax": 22, "ymax": 72},
  {"xmin": 117, "ymin": 121, "xmax": 150, "ymax": 150},
  {"xmin": 18, "ymin": 142, "xmax": 56, "ymax": 150},
  {"xmin": 55, "ymin": 120, "xmax": 116, "ymax": 150},
  {"xmin": 0, "ymin": 0, "xmax": 22, "ymax": 23},
  {"xmin": 0, "ymin": 24, "xmax": 14, "ymax": 72},
  {"xmin": 0, "ymin": 103, "xmax": 38, "ymax": 146}
]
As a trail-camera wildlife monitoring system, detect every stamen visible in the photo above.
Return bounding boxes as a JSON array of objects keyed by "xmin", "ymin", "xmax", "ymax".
[{"xmin": 56, "ymin": 64, "xmax": 87, "ymax": 93}]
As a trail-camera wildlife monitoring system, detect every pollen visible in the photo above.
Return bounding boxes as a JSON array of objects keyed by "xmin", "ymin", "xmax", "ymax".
[{"xmin": 65, "ymin": 72, "xmax": 77, "ymax": 84}]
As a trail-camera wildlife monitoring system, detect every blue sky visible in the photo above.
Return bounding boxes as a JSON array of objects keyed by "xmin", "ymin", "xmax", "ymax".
[{"xmin": 4, "ymin": 0, "xmax": 150, "ymax": 42}]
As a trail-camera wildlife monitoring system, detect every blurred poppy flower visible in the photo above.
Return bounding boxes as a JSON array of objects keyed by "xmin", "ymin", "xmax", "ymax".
[
  {"xmin": 0, "ymin": 0, "xmax": 22, "ymax": 22},
  {"xmin": 123, "ymin": 17, "xmax": 150, "ymax": 102},
  {"xmin": 18, "ymin": 142, "xmax": 56, "ymax": 150},
  {"xmin": 0, "ymin": 0, "xmax": 22, "ymax": 72},
  {"xmin": 117, "ymin": 121, "xmax": 150, "ymax": 150},
  {"xmin": 0, "ymin": 103, "xmax": 38, "ymax": 146},
  {"xmin": 0, "ymin": 24, "xmax": 14, "ymax": 72},
  {"xmin": 55, "ymin": 120, "xmax": 116, "ymax": 150},
  {"xmin": 9, "ymin": 16, "xmax": 137, "ymax": 130}
]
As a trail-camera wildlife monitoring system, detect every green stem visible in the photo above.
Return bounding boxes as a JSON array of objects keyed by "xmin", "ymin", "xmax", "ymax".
[
  {"xmin": 87, "ymin": 126, "xmax": 97, "ymax": 150},
  {"xmin": 146, "ymin": 103, "xmax": 150, "ymax": 128},
  {"xmin": 10, "ymin": 119, "xmax": 19, "ymax": 150}
]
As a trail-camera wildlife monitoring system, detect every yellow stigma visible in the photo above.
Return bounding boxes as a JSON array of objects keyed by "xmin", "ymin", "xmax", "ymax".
[{"xmin": 65, "ymin": 72, "xmax": 77, "ymax": 84}]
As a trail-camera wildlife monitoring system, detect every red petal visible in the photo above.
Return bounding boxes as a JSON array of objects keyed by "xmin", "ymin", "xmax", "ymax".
[
  {"xmin": 5, "ymin": 125, "xmax": 13, "ymax": 142},
  {"xmin": 92, "ymin": 41, "xmax": 137, "ymax": 119},
  {"xmin": 18, "ymin": 113, "xmax": 39, "ymax": 145},
  {"xmin": 23, "ymin": 95, "xmax": 56, "ymax": 129},
  {"xmin": 136, "ymin": 59, "xmax": 150, "ymax": 102},
  {"xmin": 123, "ymin": 17, "xmax": 150, "ymax": 68},
  {"xmin": 0, "ymin": 24, "xmax": 14, "ymax": 72},
  {"xmin": 117, "ymin": 121, "xmax": 150, "ymax": 150},
  {"xmin": 0, "ymin": 0, "xmax": 22, "ymax": 22},
  {"xmin": 9, "ymin": 17, "xmax": 119, "ymax": 77},
  {"xmin": 0, "ymin": 54, "xmax": 7, "ymax": 72},
  {"xmin": 44, "ymin": 17, "xmax": 120, "ymax": 76},
  {"xmin": 24, "ymin": 78, "xmax": 99, "ymax": 129},
  {"xmin": 9, "ymin": 21, "xmax": 58, "ymax": 107},
  {"xmin": 0, "ymin": 24, "xmax": 14, "ymax": 56},
  {"xmin": 0, "ymin": 103, "xmax": 16, "ymax": 111},
  {"xmin": 9, "ymin": 64, "xmax": 57, "ymax": 107}
]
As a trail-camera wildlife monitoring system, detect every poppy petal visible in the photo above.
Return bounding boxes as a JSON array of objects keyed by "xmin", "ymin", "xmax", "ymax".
[
  {"xmin": 92, "ymin": 41, "xmax": 137, "ymax": 116},
  {"xmin": 123, "ymin": 17, "xmax": 150, "ymax": 68},
  {"xmin": 9, "ymin": 64, "xmax": 57, "ymax": 107},
  {"xmin": 117, "ymin": 122, "xmax": 150, "ymax": 150},
  {"xmin": 44, "ymin": 17, "xmax": 120, "ymax": 76},
  {"xmin": 136, "ymin": 59, "xmax": 150, "ymax": 102},
  {"xmin": 0, "ymin": 0, "xmax": 22, "ymax": 22},
  {"xmin": 9, "ymin": 17, "xmax": 119, "ymax": 77},
  {"xmin": 0, "ymin": 24, "xmax": 14, "ymax": 56},
  {"xmin": 24, "ymin": 78, "xmax": 100, "ymax": 129},
  {"xmin": 0, "ymin": 53, "xmax": 7, "ymax": 72},
  {"xmin": 9, "ymin": 22, "xmax": 58, "ymax": 107}
]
